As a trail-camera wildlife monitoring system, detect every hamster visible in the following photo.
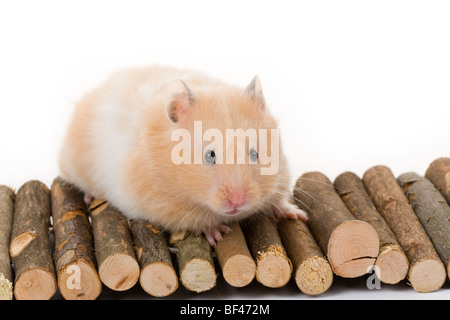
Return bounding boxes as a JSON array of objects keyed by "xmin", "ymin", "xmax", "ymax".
[{"xmin": 59, "ymin": 65, "xmax": 307, "ymax": 246}]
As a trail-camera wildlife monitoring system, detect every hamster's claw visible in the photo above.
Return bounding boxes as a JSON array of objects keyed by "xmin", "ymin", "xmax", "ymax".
[
  {"xmin": 203, "ymin": 225, "xmax": 231, "ymax": 247},
  {"xmin": 273, "ymin": 201, "xmax": 308, "ymax": 222},
  {"xmin": 84, "ymin": 194, "xmax": 94, "ymax": 207}
]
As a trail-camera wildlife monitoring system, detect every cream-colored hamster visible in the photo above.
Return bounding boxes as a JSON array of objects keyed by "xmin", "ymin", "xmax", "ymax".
[{"xmin": 59, "ymin": 65, "xmax": 307, "ymax": 245}]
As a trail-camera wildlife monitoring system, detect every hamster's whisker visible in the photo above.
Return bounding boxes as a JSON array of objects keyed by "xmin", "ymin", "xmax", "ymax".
[
  {"xmin": 270, "ymin": 201, "xmax": 283, "ymax": 215},
  {"xmin": 264, "ymin": 187, "xmax": 311, "ymax": 212},
  {"xmin": 290, "ymin": 187, "xmax": 326, "ymax": 209},
  {"xmin": 290, "ymin": 186, "xmax": 317, "ymax": 200},
  {"xmin": 295, "ymin": 176, "xmax": 344, "ymax": 192},
  {"xmin": 272, "ymin": 190, "xmax": 313, "ymax": 213}
]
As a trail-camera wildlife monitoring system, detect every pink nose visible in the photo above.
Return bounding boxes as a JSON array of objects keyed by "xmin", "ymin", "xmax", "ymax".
[{"xmin": 226, "ymin": 189, "xmax": 247, "ymax": 208}]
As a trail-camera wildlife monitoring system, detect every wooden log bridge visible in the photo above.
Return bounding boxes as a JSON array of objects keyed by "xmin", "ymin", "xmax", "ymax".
[{"xmin": 0, "ymin": 157, "xmax": 449, "ymax": 299}]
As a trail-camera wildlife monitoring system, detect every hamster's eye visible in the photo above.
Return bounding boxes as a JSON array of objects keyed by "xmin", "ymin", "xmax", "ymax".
[
  {"xmin": 249, "ymin": 148, "xmax": 258, "ymax": 163},
  {"xmin": 204, "ymin": 150, "xmax": 216, "ymax": 165}
]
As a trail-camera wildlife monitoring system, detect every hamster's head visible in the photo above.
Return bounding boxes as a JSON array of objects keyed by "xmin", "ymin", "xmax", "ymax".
[{"xmin": 161, "ymin": 76, "xmax": 285, "ymax": 220}]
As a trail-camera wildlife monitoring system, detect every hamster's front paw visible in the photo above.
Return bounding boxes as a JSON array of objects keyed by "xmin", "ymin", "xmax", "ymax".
[
  {"xmin": 272, "ymin": 200, "xmax": 308, "ymax": 221},
  {"xmin": 201, "ymin": 225, "xmax": 231, "ymax": 247}
]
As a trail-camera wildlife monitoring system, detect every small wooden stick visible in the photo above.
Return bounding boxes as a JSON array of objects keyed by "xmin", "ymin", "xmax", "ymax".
[
  {"xmin": 215, "ymin": 222, "xmax": 256, "ymax": 288},
  {"xmin": 10, "ymin": 181, "xmax": 56, "ymax": 300},
  {"xmin": 398, "ymin": 172, "xmax": 450, "ymax": 281},
  {"xmin": 425, "ymin": 157, "xmax": 450, "ymax": 205},
  {"xmin": 334, "ymin": 172, "xmax": 409, "ymax": 284},
  {"xmin": 129, "ymin": 220, "xmax": 178, "ymax": 297},
  {"xmin": 241, "ymin": 214, "xmax": 292, "ymax": 288},
  {"xmin": 89, "ymin": 199, "xmax": 140, "ymax": 291},
  {"xmin": 51, "ymin": 177, "xmax": 102, "ymax": 300},
  {"xmin": 0, "ymin": 186, "xmax": 15, "ymax": 300},
  {"xmin": 363, "ymin": 166, "xmax": 446, "ymax": 293},
  {"xmin": 294, "ymin": 172, "xmax": 379, "ymax": 278},
  {"xmin": 172, "ymin": 232, "xmax": 216, "ymax": 293},
  {"xmin": 277, "ymin": 219, "xmax": 333, "ymax": 295}
]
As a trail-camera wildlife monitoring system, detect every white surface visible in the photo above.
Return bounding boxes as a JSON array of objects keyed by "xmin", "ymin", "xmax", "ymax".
[
  {"xmin": 0, "ymin": 1, "xmax": 449, "ymax": 300},
  {"xmin": 97, "ymin": 275, "xmax": 450, "ymax": 300}
]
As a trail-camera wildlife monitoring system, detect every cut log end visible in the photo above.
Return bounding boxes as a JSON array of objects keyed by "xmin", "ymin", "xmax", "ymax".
[
  {"xmin": 140, "ymin": 262, "xmax": 179, "ymax": 297},
  {"xmin": 0, "ymin": 273, "xmax": 13, "ymax": 300},
  {"xmin": 327, "ymin": 220, "xmax": 379, "ymax": 278},
  {"xmin": 295, "ymin": 256, "xmax": 333, "ymax": 296},
  {"xmin": 256, "ymin": 247, "xmax": 292, "ymax": 288},
  {"xmin": 14, "ymin": 268, "xmax": 56, "ymax": 300},
  {"xmin": 58, "ymin": 260, "xmax": 102, "ymax": 300},
  {"xmin": 375, "ymin": 244, "xmax": 409, "ymax": 284},
  {"xmin": 180, "ymin": 257, "xmax": 216, "ymax": 293},
  {"xmin": 222, "ymin": 253, "xmax": 256, "ymax": 288},
  {"xmin": 409, "ymin": 259, "xmax": 446, "ymax": 293},
  {"xmin": 98, "ymin": 253, "xmax": 140, "ymax": 291}
]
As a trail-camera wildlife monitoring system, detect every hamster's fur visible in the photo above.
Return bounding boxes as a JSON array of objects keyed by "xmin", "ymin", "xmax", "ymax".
[{"xmin": 59, "ymin": 65, "xmax": 307, "ymax": 245}]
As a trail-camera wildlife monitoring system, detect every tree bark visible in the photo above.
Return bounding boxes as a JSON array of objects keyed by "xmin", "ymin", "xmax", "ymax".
[
  {"xmin": 89, "ymin": 199, "xmax": 139, "ymax": 291},
  {"xmin": 425, "ymin": 157, "xmax": 450, "ymax": 205},
  {"xmin": 294, "ymin": 172, "xmax": 379, "ymax": 278},
  {"xmin": 215, "ymin": 222, "xmax": 256, "ymax": 288},
  {"xmin": 398, "ymin": 172, "xmax": 450, "ymax": 281},
  {"xmin": 0, "ymin": 185, "xmax": 15, "ymax": 300},
  {"xmin": 10, "ymin": 181, "xmax": 56, "ymax": 300},
  {"xmin": 241, "ymin": 214, "xmax": 292, "ymax": 288},
  {"xmin": 172, "ymin": 232, "xmax": 216, "ymax": 293},
  {"xmin": 51, "ymin": 177, "xmax": 102, "ymax": 300},
  {"xmin": 129, "ymin": 219, "xmax": 178, "ymax": 297},
  {"xmin": 363, "ymin": 166, "xmax": 446, "ymax": 292},
  {"xmin": 277, "ymin": 219, "xmax": 333, "ymax": 295},
  {"xmin": 334, "ymin": 171, "xmax": 409, "ymax": 284}
]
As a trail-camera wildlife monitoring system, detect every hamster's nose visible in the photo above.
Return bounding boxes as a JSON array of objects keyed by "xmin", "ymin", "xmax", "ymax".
[{"xmin": 226, "ymin": 188, "xmax": 247, "ymax": 208}]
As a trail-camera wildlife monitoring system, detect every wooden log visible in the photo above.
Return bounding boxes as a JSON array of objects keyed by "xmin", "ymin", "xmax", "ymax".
[
  {"xmin": 277, "ymin": 219, "xmax": 333, "ymax": 295},
  {"xmin": 51, "ymin": 177, "xmax": 102, "ymax": 300},
  {"xmin": 241, "ymin": 214, "xmax": 292, "ymax": 288},
  {"xmin": 89, "ymin": 199, "xmax": 140, "ymax": 291},
  {"xmin": 0, "ymin": 186, "xmax": 15, "ymax": 300},
  {"xmin": 398, "ymin": 172, "xmax": 450, "ymax": 281},
  {"xmin": 334, "ymin": 172, "xmax": 409, "ymax": 284},
  {"xmin": 9, "ymin": 181, "xmax": 56, "ymax": 300},
  {"xmin": 294, "ymin": 172, "xmax": 379, "ymax": 278},
  {"xmin": 363, "ymin": 166, "xmax": 446, "ymax": 292},
  {"xmin": 215, "ymin": 222, "xmax": 256, "ymax": 288},
  {"xmin": 172, "ymin": 231, "xmax": 216, "ymax": 293},
  {"xmin": 129, "ymin": 220, "xmax": 178, "ymax": 297},
  {"xmin": 425, "ymin": 157, "xmax": 450, "ymax": 205}
]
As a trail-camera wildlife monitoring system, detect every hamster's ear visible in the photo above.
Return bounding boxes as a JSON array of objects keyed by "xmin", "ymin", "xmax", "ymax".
[
  {"xmin": 165, "ymin": 79, "xmax": 196, "ymax": 123},
  {"xmin": 244, "ymin": 76, "xmax": 265, "ymax": 110}
]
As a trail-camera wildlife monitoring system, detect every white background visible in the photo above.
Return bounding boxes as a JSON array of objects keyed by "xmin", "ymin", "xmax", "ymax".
[{"xmin": 0, "ymin": 1, "xmax": 448, "ymax": 300}]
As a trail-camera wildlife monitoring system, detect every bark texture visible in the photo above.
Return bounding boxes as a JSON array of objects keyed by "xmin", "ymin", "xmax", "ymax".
[
  {"xmin": 363, "ymin": 166, "xmax": 446, "ymax": 292},
  {"xmin": 51, "ymin": 177, "xmax": 101, "ymax": 300},
  {"xmin": 294, "ymin": 172, "xmax": 379, "ymax": 278},
  {"xmin": 10, "ymin": 181, "xmax": 56, "ymax": 300},
  {"xmin": 334, "ymin": 171, "xmax": 409, "ymax": 284},
  {"xmin": 241, "ymin": 214, "xmax": 292, "ymax": 288},
  {"xmin": 425, "ymin": 158, "xmax": 450, "ymax": 205},
  {"xmin": 215, "ymin": 222, "xmax": 255, "ymax": 288},
  {"xmin": 278, "ymin": 219, "xmax": 333, "ymax": 295},
  {"xmin": 89, "ymin": 199, "xmax": 139, "ymax": 291},
  {"xmin": 398, "ymin": 172, "xmax": 450, "ymax": 281},
  {"xmin": 0, "ymin": 186, "xmax": 15, "ymax": 300},
  {"xmin": 172, "ymin": 232, "xmax": 216, "ymax": 293},
  {"xmin": 130, "ymin": 220, "xmax": 178, "ymax": 297}
]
